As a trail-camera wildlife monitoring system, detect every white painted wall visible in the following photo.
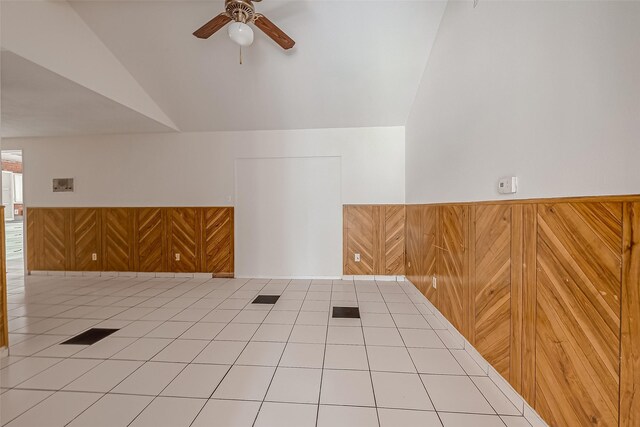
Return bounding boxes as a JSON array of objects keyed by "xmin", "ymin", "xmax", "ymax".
[
  {"xmin": 3, "ymin": 126, "xmax": 404, "ymax": 207},
  {"xmin": 406, "ymin": 1, "xmax": 640, "ymax": 203},
  {"xmin": 235, "ymin": 157, "xmax": 342, "ymax": 278}
]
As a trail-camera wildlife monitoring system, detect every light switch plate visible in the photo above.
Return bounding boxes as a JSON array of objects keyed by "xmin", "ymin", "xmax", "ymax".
[{"xmin": 354, "ymin": 253, "xmax": 361, "ymax": 262}]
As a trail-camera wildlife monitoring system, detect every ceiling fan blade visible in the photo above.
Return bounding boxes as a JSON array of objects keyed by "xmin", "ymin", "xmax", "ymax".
[
  {"xmin": 254, "ymin": 14, "xmax": 295, "ymax": 50},
  {"xmin": 193, "ymin": 13, "xmax": 232, "ymax": 39}
]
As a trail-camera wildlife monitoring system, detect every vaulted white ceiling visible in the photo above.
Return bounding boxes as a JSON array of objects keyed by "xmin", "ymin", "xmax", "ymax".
[
  {"xmin": 2, "ymin": 0, "xmax": 447, "ymax": 136},
  {"xmin": 1, "ymin": 51, "xmax": 175, "ymax": 138}
]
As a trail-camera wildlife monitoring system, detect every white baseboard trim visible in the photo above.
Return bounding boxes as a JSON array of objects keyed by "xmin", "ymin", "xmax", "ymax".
[
  {"xmin": 342, "ymin": 275, "xmax": 406, "ymax": 282},
  {"xmin": 29, "ymin": 271, "xmax": 219, "ymax": 279},
  {"xmin": 343, "ymin": 275, "xmax": 373, "ymax": 281},
  {"xmin": 234, "ymin": 276, "xmax": 341, "ymax": 280},
  {"xmin": 404, "ymin": 278, "xmax": 549, "ymax": 427},
  {"xmin": 28, "ymin": 272, "xmax": 409, "ymax": 282}
]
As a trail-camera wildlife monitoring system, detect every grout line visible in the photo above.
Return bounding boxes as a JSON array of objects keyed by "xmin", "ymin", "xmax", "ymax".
[
  {"xmin": 3, "ymin": 275, "xmax": 535, "ymax": 427},
  {"xmin": 58, "ymin": 289, "xmax": 216, "ymax": 426},
  {"xmin": 403, "ymin": 280, "xmax": 530, "ymax": 418},
  {"xmin": 314, "ymin": 278, "xmax": 335, "ymax": 427},
  {"xmin": 378, "ymin": 279, "xmax": 443, "ymax": 426},
  {"xmin": 127, "ymin": 278, "xmax": 257, "ymax": 427},
  {"xmin": 12, "ymin": 277, "xmax": 236, "ymax": 427},
  {"xmin": 356, "ymin": 278, "xmax": 382, "ymax": 427},
  {"xmin": 250, "ymin": 278, "xmax": 310, "ymax": 427}
]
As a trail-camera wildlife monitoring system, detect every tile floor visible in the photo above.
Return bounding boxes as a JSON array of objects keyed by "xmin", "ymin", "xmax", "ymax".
[{"xmin": 1, "ymin": 274, "xmax": 532, "ymax": 426}]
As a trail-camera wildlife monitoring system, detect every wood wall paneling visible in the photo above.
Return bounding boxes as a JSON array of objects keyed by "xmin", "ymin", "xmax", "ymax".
[
  {"xmin": 344, "ymin": 205, "xmax": 405, "ymax": 276},
  {"xmin": 405, "ymin": 197, "xmax": 640, "ymax": 427},
  {"xmin": 468, "ymin": 206, "xmax": 476, "ymax": 344},
  {"xmin": 438, "ymin": 205, "xmax": 469, "ymax": 338},
  {"xmin": 535, "ymin": 202, "xmax": 622, "ymax": 427},
  {"xmin": 71, "ymin": 208, "xmax": 102, "ymax": 271},
  {"xmin": 21, "ymin": 198, "xmax": 640, "ymax": 427},
  {"xmin": 620, "ymin": 202, "xmax": 640, "ymax": 427},
  {"xmin": 405, "ymin": 205, "xmax": 422, "ymax": 291},
  {"xmin": 137, "ymin": 208, "xmax": 166, "ymax": 272},
  {"xmin": 344, "ymin": 205, "xmax": 375, "ymax": 275},
  {"xmin": 521, "ymin": 203, "xmax": 538, "ymax": 404},
  {"xmin": 373, "ymin": 205, "xmax": 384, "ymax": 274},
  {"xmin": 26, "ymin": 208, "xmax": 38, "ymax": 271},
  {"xmin": 405, "ymin": 205, "xmax": 437, "ymax": 301},
  {"xmin": 42, "ymin": 208, "xmax": 68, "ymax": 271},
  {"xmin": 383, "ymin": 205, "xmax": 405, "ymax": 275},
  {"xmin": 26, "ymin": 207, "xmax": 234, "ymax": 275},
  {"xmin": 168, "ymin": 207, "xmax": 200, "ymax": 272},
  {"xmin": 509, "ymin": 204, "xmax": 524, "ymax": 393},
  {"xmin": 203, "ymin": 207, "xmax": 233, "ymax": 275},
  {"xmin": 404, "ymin": 205, "xmax": 437, "ymax": 301},
  {"xmin": 103, "ymin": 208, "xmax": 135, "ymax": 271},
  {"xmin": 472, "ymin": 204, "xmax": 512, "ymax": 380},
  {"xmin": 422, "ymin": 206, "xmax": 439, "ymax": 304},
  {"xmin": 467, "ymin": 204, "xmax": 528, "ymax": 393}
]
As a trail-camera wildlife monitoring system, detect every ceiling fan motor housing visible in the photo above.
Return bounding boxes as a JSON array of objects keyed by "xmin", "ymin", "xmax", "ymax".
[{"xmin": 225, "ymin": 0, "xmax": 256, "ymax": 24}]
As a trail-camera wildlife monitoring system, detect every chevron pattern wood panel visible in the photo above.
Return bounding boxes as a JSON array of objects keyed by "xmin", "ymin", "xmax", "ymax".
[
  {"xmin": 405, "ymin": 205, "xmax": 437, "ymax": 300},
  {"xmin": 27, "ymin": 206, "xmax": 234, "ymax": 275},
  {"xmin": 473, "ymin": 204, "xmax": 512, "ymax": 379},
  {"xmin": 405, "ymin": 205, "xmax": 423, "ymax": 291},
  {"xmin": 536, "ymin": 202, "xmax": 622, "ymax": 427},
  {"xmin": 423, "ymin": 206, "xmax": 439, "ymax": 304},
  {"xmin": 204, "ymin": 207, "xmax": 233, "ymax": 274},
  {"xmin": 169, "ymin": 208, "xmax": 199, "ymax": 273},
  {"xmin": 72, "ymin": 208, "xmax": 101, "ymax": 271},
  {"xmin": 621, "ymin": 202, "xmax": 640, "ymax": 427},
  {"xmin": 522, "ymin": 204, "xmax": 538, "ymax": 404},
  {"xmin": 509, "ymin": 205, "xmax": 524, "ymax": 393},
  {"xmin": 26, "ymin": 207, "xmax": 39, "ymax": 271},
  {"xmin": 137, "ymin": 208, "xmax": 165, "ymax": 272},
  {"xmin": 42, "ymin": 208, "xmax": 68, "ymax": 271},
  {"xmin": 403, "ymin": 196, "xmax": 640, "ymax": 427},
  {"xmin": 104, "ymin": 208, "xmax": 134, "ymax": 271},
  {"xmin": 383, "ymin": 205, "xmax": 405, "ymax": 275},
  {"xmin": 345, "ymin": 205, "xmax": 375, "ymax": 275},
  {"xmin": 18, "ymin": 197, "xmax": 640, "ymax": 427},
  {"xmin": 344, "ymin": 205, "xmax": 406, "ymax": 276},
  {"xmin": 438, "ymin": 205, "xmax": 469, "ymax": 336}
]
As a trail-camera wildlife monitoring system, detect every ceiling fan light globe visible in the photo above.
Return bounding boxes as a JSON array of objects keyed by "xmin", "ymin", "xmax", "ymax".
[{"xmin": 228, "ymin": 22, "xmax": 254, "ymax": 47}]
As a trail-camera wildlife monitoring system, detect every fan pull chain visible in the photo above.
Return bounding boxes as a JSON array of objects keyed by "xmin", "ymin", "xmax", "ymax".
[{"xmin": 239, "ymin": 46, "xmax": 243, "ymax": 65}]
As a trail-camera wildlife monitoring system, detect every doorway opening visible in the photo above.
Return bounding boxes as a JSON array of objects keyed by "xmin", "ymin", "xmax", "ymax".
[{"xmin": 2, "ymin": 150, "xmax": 24, "ymax": 279}]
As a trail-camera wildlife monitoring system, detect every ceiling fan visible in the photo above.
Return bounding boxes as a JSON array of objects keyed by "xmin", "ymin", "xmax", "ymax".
[{"xmin": 193, "ymin": 0, "xmax": 295, "ymax": 50}]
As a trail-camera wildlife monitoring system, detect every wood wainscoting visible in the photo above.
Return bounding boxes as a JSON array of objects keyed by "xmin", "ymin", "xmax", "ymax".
[
  {"xmin": 26, "ymin": 207, "xmax": 234, "ymax": 276},
  {"xmin": 405, "ymin": 196, "xmax": 640, "ymax": 427},
  {"xmin": 621, "ymin": 202, "xmax": 640, "ymax": 427},
  {"xmin": 343, "ymin": 205, "xmax": 405, "ymax": 276}
]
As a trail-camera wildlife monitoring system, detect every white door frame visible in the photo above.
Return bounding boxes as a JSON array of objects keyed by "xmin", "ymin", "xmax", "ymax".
[{"xmin": 2, "ymin": 171, "xmax": 15, "ymax": 221}]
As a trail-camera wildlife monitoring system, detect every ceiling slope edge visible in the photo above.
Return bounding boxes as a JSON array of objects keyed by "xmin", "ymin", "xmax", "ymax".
[
  {"xmin": 404, "ymin": 0, "xmax": 449, "ymax": 128},
  {"xmin": 0, "ymin": 0, "xmax": 179, "ymax": 132}
]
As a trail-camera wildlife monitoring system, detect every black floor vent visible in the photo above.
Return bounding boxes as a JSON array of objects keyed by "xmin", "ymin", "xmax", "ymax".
[
  {"xmin": 332, "ymin": 307, "xmax": 360, "ymax": 318},
  {"xmin": 61, "ymin": 328, "xmax": 119, "ymax": 345},
  {"xmin": 252, "ymin": 295, "xmax": 281, "ymax": 304}
]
